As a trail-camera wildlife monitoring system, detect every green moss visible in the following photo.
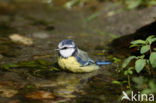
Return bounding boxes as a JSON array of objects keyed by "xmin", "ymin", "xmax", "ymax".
[{"xmin": 0, "ymin": 59, "xmax": 60, "ymax": 77}]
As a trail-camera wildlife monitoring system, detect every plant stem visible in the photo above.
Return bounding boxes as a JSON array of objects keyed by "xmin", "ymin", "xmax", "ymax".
[
  {"xmin": 120, "ymin": 84, "xmax": 123, "ymax": 91},
  {"xmin": 128, "ymin": 75, "xmax": 131, "ymax": 89},
  {"xmin": 149, "ymin": 45, "xmax": 152, "ymax": 53},
  {"xmin": 146, "ymin": 64, "xmax": 151, "ymax": 75}
]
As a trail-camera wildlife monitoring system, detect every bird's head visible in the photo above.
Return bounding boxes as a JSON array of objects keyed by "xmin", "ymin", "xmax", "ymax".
[{"xmin": 56, "ymin": 39, "xmax": 77, "ymax": 58}]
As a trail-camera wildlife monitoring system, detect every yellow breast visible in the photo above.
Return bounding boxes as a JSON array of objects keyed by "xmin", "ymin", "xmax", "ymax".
[{"xmin": 58, "ymin": 56, "xmax": 99, "ymax": 73}]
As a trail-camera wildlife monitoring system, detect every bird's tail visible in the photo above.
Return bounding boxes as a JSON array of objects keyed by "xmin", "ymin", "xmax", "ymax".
[{"xmin": 95, "ymin": 60, "xmax": 112, "ymax": 66}]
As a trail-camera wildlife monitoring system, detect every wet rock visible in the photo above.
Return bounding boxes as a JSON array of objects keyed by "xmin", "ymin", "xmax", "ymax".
[
  {"xmin": 0, "ymin": 88, "xmax": 18, "ymax": 98},
  {"xmin": 111, "ymin": 21, "xmax": 156, "ymax": 57},
  {"xmin": 25, "ymin": 90, "xmax": 55, "ymax": 100},
  {"xmin": 9, "ymin": 34, "xmax": 33, "ymax": 46}
]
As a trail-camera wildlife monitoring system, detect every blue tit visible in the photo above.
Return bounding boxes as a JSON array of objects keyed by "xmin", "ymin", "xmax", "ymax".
[{"xmin": 56, "ymin": 39, "xmax": 111, "ymax": 73}]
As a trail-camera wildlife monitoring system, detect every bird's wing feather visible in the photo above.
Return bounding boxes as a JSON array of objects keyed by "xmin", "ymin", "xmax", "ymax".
[
  {"xmin": 77, "ymin": 49, "xmax": 89, "ymax": 61},
  {"xmin": 76, "ymin": 49, "xmax": 95, "ymax": 66}
]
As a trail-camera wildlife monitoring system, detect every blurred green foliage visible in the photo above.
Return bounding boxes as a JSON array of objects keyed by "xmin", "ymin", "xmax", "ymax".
[
  {"xmin": 122, "ymin": 0, "xmax": 156, "ymax": 9},
  {"xmin": 133, "ymin": 77, "xmax": 156, "ymax": 94},
  {"xmin": 64, "ymin": 0, "xmax": 156, "ymax": 9},
  {"xmin": 64, "ymin": 0, "xmax": 90, "ymax": 9}
]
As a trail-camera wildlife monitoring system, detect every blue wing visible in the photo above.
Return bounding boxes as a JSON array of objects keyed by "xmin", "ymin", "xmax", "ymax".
[
  {"xmin": 76, "ymin": 49, "xmax": 94, "ymax": 66},
  {"xmin": 76, "ymin": 56, "xmax": 94, "ymax": 66},
  {"xmin": 75, "ymin": 49, "xmax": 112, "ymax": 66}
]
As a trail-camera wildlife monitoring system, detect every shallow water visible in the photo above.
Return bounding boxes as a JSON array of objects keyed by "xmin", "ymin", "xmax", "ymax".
[{"xmin": 0, "ymin": 0, "xmax": 154, "ymax": 103}]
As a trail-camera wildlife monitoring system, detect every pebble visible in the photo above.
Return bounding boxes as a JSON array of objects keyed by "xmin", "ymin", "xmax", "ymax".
[{"xmin": 9, "ymin": 34, "xmax": 33, "ymax": 46}]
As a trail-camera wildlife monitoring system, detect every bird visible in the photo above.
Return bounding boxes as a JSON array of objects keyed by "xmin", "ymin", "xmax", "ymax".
[{"xmin": 56, "ymin": 39, "xmax": 111, "ymax": 73}]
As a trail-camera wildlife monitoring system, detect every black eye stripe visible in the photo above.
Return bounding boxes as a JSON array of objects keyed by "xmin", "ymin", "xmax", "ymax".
[
  {"xmin": 62, "ymin": 47, "xmax": 67, "ymax": 49},
  {"xmin": 60, "ymin": 46, "xmax": 74, "ymax": 50}
]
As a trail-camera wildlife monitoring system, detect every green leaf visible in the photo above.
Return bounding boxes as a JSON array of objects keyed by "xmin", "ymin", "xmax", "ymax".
[
  {"xmin": 149, "ymin": 81, "xmax": 156, "ymax": 90},
  {"xmin": 146, "ymin": 35, "xmax": 155, "ymax": 39},
  {"xmin": 112, "ymin": 57, "xmax": 121, "ymax": 63},
  {"xmin": 146, "ymin": 35, "xmax": 155, "ymax": 41},
  {"xmin": 153, "ymin": 48, "xmax": 156, "ymax": 51},
  {"xmin": 124, "ymin": 67, "xmax": 133, "ymax": 75},
  {"xmin": 140, "ymin": 45, "xmax": 150, "ymax": 54},
  {"xmin": 149, "ymin": 52, "xmax": 156, "ymax": 68},
  {"xmin": 112, "ymin": 80, "xmax": 121, "ymax": 85},
  {"xmin": 130, "ymin": 40, "xmax": 146, "ymax": 45},
  {"xmin": 135, "ymin": 59, "xmax": 146, "ymax": 73},
  {"xmin": 129, "ymin": 44, "xmax": 140, "ymax": 48},
  {"xmin": 138, "ymin": 55, "xmax": 145, "ymax": 59},
  {"xmin": 127, "ymin": 0, "xmax": 142, "ymax": 9},
  {"xmin": 122, "ymin": 56, "xmax": 136, "ymax": 68},
  {"xmin": 146, "ymin": 35, "xmax": 156, "ymax": 44},
  {"xmin": 129, "ymin": 71, "xmax": 133, "ymax": 75},
  {"xmin": 150, "ymin": 38, "xmax": 156, "ymax": 44},
  {"xmin": 124, "ymin": 70, "xmax": 128, "ymax": 75}
]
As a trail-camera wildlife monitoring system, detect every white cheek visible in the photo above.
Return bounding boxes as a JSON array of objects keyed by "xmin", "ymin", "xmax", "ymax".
[{"xmin": 60, "ymin": 48, "xmax": 75, "ymax": 57}]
